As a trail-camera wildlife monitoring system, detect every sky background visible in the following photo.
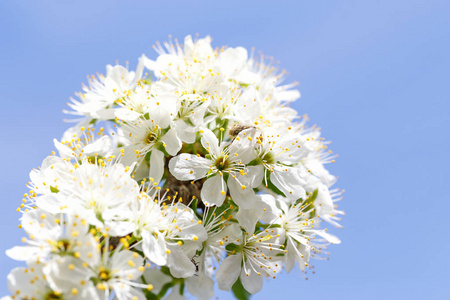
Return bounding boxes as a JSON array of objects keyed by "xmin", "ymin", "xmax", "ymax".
[{"xmin": 1, "ymin": 1, "xmax": 449, "ymax": 299}]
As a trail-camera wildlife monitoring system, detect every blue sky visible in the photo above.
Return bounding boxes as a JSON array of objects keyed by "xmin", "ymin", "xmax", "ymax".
[{"xmin": 1, "ymin": 1, "xmax": 449, "ymax": 299}]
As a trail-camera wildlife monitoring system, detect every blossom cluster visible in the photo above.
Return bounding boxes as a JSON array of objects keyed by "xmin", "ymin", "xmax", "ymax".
[{"xmin": 3, "ymin": 35, "xmax": 343, "ymax": 300}]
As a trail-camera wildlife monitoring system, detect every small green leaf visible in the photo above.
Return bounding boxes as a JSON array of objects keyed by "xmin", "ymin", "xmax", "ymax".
[
  {"xmin": 50, "ymin": 186, "xmax": 59, "ymax": 193},
  {"xmin": 225, "ymin": 243, "xmax": 241, "ymax": 253},
  {"xmin": 231, "ymin": 277, "xmax": 251, "ymax": 300}
]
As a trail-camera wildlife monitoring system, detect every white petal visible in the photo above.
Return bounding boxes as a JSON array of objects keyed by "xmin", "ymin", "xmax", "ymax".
[
  {"xmin": 115, "ymin": 108, "xmax": 141, "ymax": 121},
  {"xmin": 44, "ymin": 256, "xmax": 88, "ymax": 292},
  {"xmin": 111, "ymin": 250, "xmax": 145, "ymax": 280},
  {"xmin": 235, "ymin": 207, "xmax": 263, "ymax": 235},
  {"xmin": 164, "ymin": 289, "xmax": 186, "ymax": 300},
  {"xmin": 215, "ymin": 47, "xmax": 248, "ymax": 77},
  {"xmin": 167, "ymin": 246, "xmax": 195, "ymax": 278},
  {"xmin": 21, "ymin": 208, "xmax": 61, "ymax": 240},
  {"xmin": 114, "ymin": 285, "xmax": 146, "ymax": 300},
  {"xmin": 315, "ymin": 230, "xmax": 341, "ymax": 244},
  {"xmin": 276, "ymin": 89, "xmax": 301, "ymax": 102},
  {"xmin": 142, "ymin": 231, "xmax": 167, "ymax": 266},
  {"xmin": 160, "ymin": 128, "xmax": 181, "ymax": 156},
  {"xmin": 285, "ymin": 240, "xmax": 296, "ymax": 273},
  {"xmin": 259, "ymin": 194, "xmax": 281, "ymax": 224},
  {"xmin": 35, "ymin": 194, "xmax": 66, "ymax": 214},
  {"xmin": 271, "ymin": 167, "xmax": 306, "ymax": 200},
  {"xmin": 53, "ymin": 139, "xmax": 74, "ymax": 158},
  {"xmin": 168, "ymin": 154, "xmax": 210, "ymax": 181},
  {"xmin": 234, "ymin": 85, "xmax": 261, "ymax": 122},
  {"xmin": 83, "ymin": 136, "xmax": 112, "ymax": 156},
  {"xmin": 200, "ymin": 129, "xmax": 220, "ymax": 156},
  {"xmin": 227, "ymin": 175, "xmax": 257, "ymax": 209},
  {"xmin": 142, "ymin": 54, "xmax": 157, "ymax": 71},
  {"xmin": 186, "ymin": 275, "xmax": 214, "ymax": 300},
  {"xmin": 242, "ymin": 165, "xmax": 264, "ymax": 188},
  {"xmin": 228, "ymin": 128, "xmax": 257, "ymax": 164},
  {"xmin": 95, "ymin": 108, "xmax": 117, "ymax": 120},
  {"xmin": 240, "ymin": 268, "xmax": 263, "ymax": 294},
  {"xmin": 149, "ymin": 149, "xmax": 165, "ymax": 182},
  {"xmin": 6, "ymin": 246, "xmax": 40, "ymax": 261},
  {"xmin": 142, "ymin": 268, "xmax": 172, "ymax": 293},
  {"xmin": 7, "ymin": 267, "xmax": 38, "ymax": 297},
  {"xmin": 201, "ymin": 175, "xmax": 227, "ymax": 206},
  {"xmin": 174, "ymin": 119, "xmax": 196, "ymax": 143},
  {"xmin": 216, "ymin": 254, "xmax": 243, "ymax": 291},
  {"xmin": 190, "ymin": 98, "xmax": 211, "ymax": 127}
]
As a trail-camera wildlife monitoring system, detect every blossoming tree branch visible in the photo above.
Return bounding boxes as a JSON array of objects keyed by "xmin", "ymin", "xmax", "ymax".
[{"xmin": 3, "ymin": 35, "xmax": 344, "ymax": 300}]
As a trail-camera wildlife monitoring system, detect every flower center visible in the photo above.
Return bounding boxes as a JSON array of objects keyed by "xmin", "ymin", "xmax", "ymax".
[
  {"xmin": 215, "ymin": 156, "xmax": 229, "ymax": 171},
  {"xmin": 262, "ymin": 151, "xmax": 275, "ymax": 165},
  {"xmin": 44, "ymin": 291, "xmax": 64, "ymax": 300},
  {"xmin": 146, "ymin": 132, "xmax": 158, "ymax": 144}
]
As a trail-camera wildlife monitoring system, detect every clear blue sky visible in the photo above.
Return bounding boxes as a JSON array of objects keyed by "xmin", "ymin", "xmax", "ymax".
[{"xmin": 1, "ymin": 1, "xmax": 449, "ymax": 299}]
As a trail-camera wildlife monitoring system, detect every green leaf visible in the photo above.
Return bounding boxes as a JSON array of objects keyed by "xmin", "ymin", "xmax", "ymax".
[
  {"xmin": 231, "ymin": 277, "xmax": 251, "ymax": 300},
  {"xmin": 225, "ymin": 243, "xmax": 242, "ymax": 253},
  {"xmin": 50, "ymin": 186, "xmax": 59, "ymax": 193}
]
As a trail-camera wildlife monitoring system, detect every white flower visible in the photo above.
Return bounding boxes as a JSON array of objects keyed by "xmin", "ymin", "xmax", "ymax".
[
  {"xmin": 26, "ymin": 155, "xmax": 75, "ymax": 210},
  {"xmin": 234, "ymin": 52, "xmax": 301, "ymax": 108},
  {"xmin": 43, "ymin": 256, "xmax": 99, "ymax": 299},
  {"xmin": 216, "ymin": 228, "xmax": 285, "ymax": 294},
  {"xmin": 6, "ymin": 260, "xmax": 97, "ymax": 300},
  {"xmin": 173, "ymin": 92, "xmax": 211, "ymax": 143},
  {"xmin": 129, "ymin": 191, "xmax": 207, "ymax": 278},
  {"xmin": 67, "ymin": 57, "xmax": 145, "ymax": 120},
  {"xmin": 169, "ymin": 128, "xmax": 261, "ymax": 208},
  {"xmin": 121, "ymin": 114, "xmax": 181, "ymax": 182},
  {"xmin": 35, "ymin": 161, "xmax": 139, "ymax": 235},
  {"xmin": 146, "ymin": 35, "xmax": 216, "ymax": 78},
  {"xmin": 252, "ymin": 126, "xmax": 310, "ymax": 201},
  {"xmin": 53, "ymin": 128, "xmax": 113, "ymax": 162},
  {"xmin": 262, "ymin": 194, "xmax": 340, "ymax": 273},
  {"xmin": 80, "ymin": 244, "xmax": 148, "ymax": 300},
  {"xmin": 6, "ymin": 210, "xmax": 98, "ymax": 264}
]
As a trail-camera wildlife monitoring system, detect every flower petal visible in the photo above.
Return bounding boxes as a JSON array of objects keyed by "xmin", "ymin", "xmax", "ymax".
[
  {"xmin": 271, "ymin": 166, "xmax": 306, "ymax": 200},
  {"xmin": 227, "ymin": 175, "xmax": 257, "ymax": 209},
  {"xmin": 216, "ymin": 254, "xmax": 243, "ymax": 291},
  {"xmin": 160, "ymin": 128, "xmax": 181, "ymax": 156},
  {"xmin": 149, "ymin": 149, "xmax": 165, "ymax": 183},
  {"xmin": 201, "ymin": 175, "xmax": 227, "ymax": 206},
  {"xmin": 240, "ymin": 268, "xmax": 263, "ymax": 294},
  {"xmin": 167, "ymin": 246, "xmax": 196, "ymax": 278},
  {"xmin": 142, "ymin": 231, "xmax": 167, "ymax": 266},
  {"xmin": 169, "ymin": 153, "xmax": 210, "ymax": 181},
  {"xmin": 200, "ymin": 129, "xmax": 220, "ymax": 156}
]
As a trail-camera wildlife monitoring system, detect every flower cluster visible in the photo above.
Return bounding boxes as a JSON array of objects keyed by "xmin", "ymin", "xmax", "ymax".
[{"xmin": 3, "ymin": 35, "xmax": 344, "ymax": 300}]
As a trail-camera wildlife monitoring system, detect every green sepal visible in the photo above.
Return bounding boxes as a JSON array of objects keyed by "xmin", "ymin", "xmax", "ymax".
[
  {"xmin": 225, "ymin": 243, "xmax": 242, "ymax": 253},
  {"xmin": 191, "ymin": 198, "xmax": 203, "ymax": 220},
  {"xmin": 179, "ymin": 280, "xmax": 185, "ymax": 295},
  {"xmin": 231, "ymin": 277, "xmax": 251, "ymax": 300}
]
